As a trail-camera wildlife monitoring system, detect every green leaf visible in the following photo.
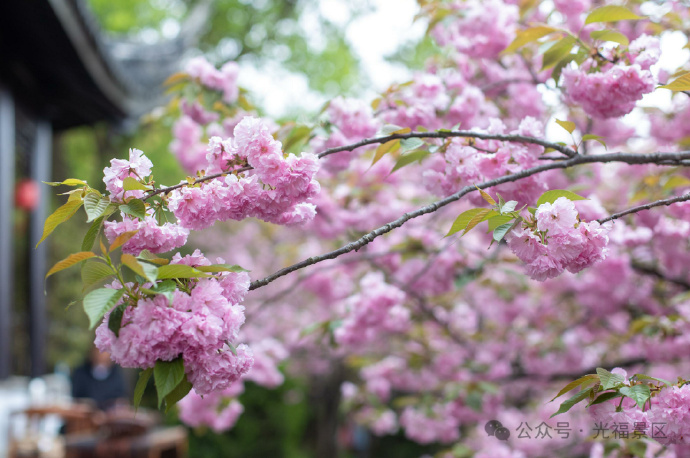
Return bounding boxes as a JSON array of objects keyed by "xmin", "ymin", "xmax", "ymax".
[
  {"xmin": 163, "ymin": 375, "xmax": 193, "ymax": 412},
  {"xmin": 380, "ymin": 125, "xmax": 410, "ymax": 135},
  {"xmin": 493, "ymin": 222, "xmax": 515, "ymax": 242},
  {"xmin": 446, "ymin": 209, "xmax": 489, "ymax": 237},
  {"xmin": 46, "ymin": 252, "xmax": 96, "ymax": 279},
  {"xmin": 536, "ymin": 190, "xmax": 587, "ymax": 207},
  {"xmin": 620, "ymin": 384, "xmax": 651, "ymax": 409},
  {"xmin": 497, "ymin": 193, "xmax": 506, "ymax": 210},
  {"xmin": 133, "ymin": 368, "xmax": 153, "ymax": 410},
  {"xmin": 43, "ymin": 178, "xmax": 88, "ymax": 187},
  {"xmin": 487, "ymin": 215, "xmax": 514, "ymax": 232},
  {"xmin": 663, "ymin": 175, "xmax": 690, "ymax": 190},
  {"xmin": 585, "ymin": 5, "xmax": 643, "ymax": 25},
  {"xmin": 551, "ymin": 374, "xmax": 599, "ymax": 401},
  {"xmin": 139, "ymin": 280, "xmax": 177, "ymax": 304},
  {"xmin": 463, "ymin": 209, "xmax": 495, "ymax": 236},
  {"xmin": 37, "ymin": 199, "xmax": 84, "ymax": 247},
  {"xmin": 121, "ymin": 254, "xmax": 159, "ymax": 282},
  {"xmin": 502, "ymin": 26, "xmax": 561, "ymax": 54},
  {"xmin": 551, "ymin": 387, "xmax": 593, "ymax": 418},
  {"xmin": 391, "ymin": 151, "xmax": 430, "ymax": 173},
  {"xmin": 108, "ymin": 230, "xmax": 139, "ymax": 253},
  {"xmin": 633, "ymin": 374, "xmax": 673, "ymax": 386},
  {"xmin": 83, "ymin": 287, "xmax": 126, "ymax": 329},
  {"xmin": 154, "ymin": 358, "xmax": 186, "ymax": 407},
  {"xmin": 590, "ymin": 30, "xmax": 630, "ymax": 46},
  {"xmin": 501, "ymin": 200, "xmax": 518, "ymax": 214},
  {"xmin": 597, "ymin": 367, "xmax": 626, "ymax": 390},
  {"xmin": 659, "ymin": 72, "xmax": 690, "ymax": 91},
  {"xmin": 137, "ymin": 250, "xmax": 170, "ymax": 265},
  {"xmin": 555, "ymin": 119, "xmax": 576, "ymax": 134},
  {"xmin": 400, "ymin": 137, "xmax": 425, "ymax": 152},
  {"xmin": 587, "ymin": 391, "xmax": 622, "ymax": 407},
  {"xmin": 119, "ymin": 198, "xmax": 147, "ymax": 220},
  {"xmin": 81, "ymin": 261, "xmax": 115, "ymax": 290},
  {"xmin": 542, "ymin": 36, "xmax": 576, "ymax": 71},
  {"xmin": 157, "ymin": 264, "xmax": 213, "ymax": 279},
  {"xmin": 581, "ymin": 134, "xmax": 607, "ymax": 149},
  {"xmin": 122, "ymin": 177, "xmax": 149, "ymax": 191},
  {"xmin": 108, "ymin": 303, "xmax": 127, "ymax": 337},
  {"xmin": 372, "ymin": 140, "xmax": 401, "ymax": 166},
  {"xmin": 84, "ymin": 193, "xmax": 111, "ymax": 223},
  {"xmin": 226, "ymin": 342, "xmax": 238, "ymax": 356},
  {"xmin": 476, "ymin": 187, "xmax": 496, "ymax": 206},
  {"xmin": 282, "ymin": 125, "xmax": 313, "ymax": 153},
  {"xmin": 82, "ymin": 216, "xmax": 104, "ymax": 252},
  {"xmin": 552, "ymin": 54, "xmax": 577, "ymax": 85},
  {"xmin": 195, "ymin": 264, "xmax": 250, "ymax": 273}
]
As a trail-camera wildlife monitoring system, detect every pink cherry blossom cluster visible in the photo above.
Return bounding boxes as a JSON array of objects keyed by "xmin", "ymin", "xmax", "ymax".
[
  {"xmin": 431, "ymin": 0, "xmax": 518, "ymax": 59},
  {"xmin": 168, "ymin": 116, "xmax": 320, "ymax": 230},
  {"xmin": 506, "ymin": 197, "xmax": 609, "ymax": 281},
  {"xmin": 399, "ymin": 403, "xmax": 461, "ymax": 444},
  {"xmin": 103, "ymin": 215, "xmax": 189, "ymax": 255},
  {"xmin": 423, "ymin": 117, "xmax": 547, "ymax": 205},
  {"xmin": 561, "ymin": 35, "xmax": 660, "ymax": 119},
  {"xmin": 311, "ymin": 96, "xmax": 379, "ymax": 173},
  {"xmin": 94, "ymin": 250, "xmax": 253, "ymax": 395},
  {"xmin": 378, "ymin": 72, "xmax": 497, "ymax": 133},
  {"xmin": 334, "ymin": 272, "xmax": 410, "ymax": 347},
  {"xmin": 589, "ymin": 368, "xmax": 690, "ymax": 446},
  {"xmin": 103, "ymin": 148, "xmax": 153, "ymax": 202},
  {"xmin": 170, "ymin": 116, "xmax": 208, "ymax": 173},
  {"xmin": 185, "ymin": 56, "xmax": 240, "ymax": 104},
  {"xmin": 178, "ymin": 380, "xmax": 245, "ymax": 432}
]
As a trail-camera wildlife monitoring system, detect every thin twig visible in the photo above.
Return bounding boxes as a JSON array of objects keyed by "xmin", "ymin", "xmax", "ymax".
[
  {"xmin": 503, "ymin": 358, "xmax": 648, "ymax": 382},
  {"xmin": 597, "ymin": 193, "xmax": 690, "ymax": 224},
  {"xmin": 632, "ymin": 263, "xmax": 690, "ymax": 290},
  {"xmin": 249, "ymin": 150, "xmax": 690, "ymax": 291}
]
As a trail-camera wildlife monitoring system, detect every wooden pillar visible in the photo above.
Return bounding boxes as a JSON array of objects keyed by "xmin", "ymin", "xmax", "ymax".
[
  {"xmin": 0, "ymin": 88, "xmax": 15, "ymax": 379},
  {"xmin": 29, "ymin": 119, "xmax": 51, "ymax": 377}
]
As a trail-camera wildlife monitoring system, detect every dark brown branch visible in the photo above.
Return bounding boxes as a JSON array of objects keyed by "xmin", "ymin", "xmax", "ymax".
[
  {"xmin": 316, "ymin": 130, "xmax": 579, "ymax": 160},
  {"xmin": 597, "ymin": 193, "xmax": 690, "ymax": 224},
  {"xmin": 504, "ymin": 358, "xmax": 649, "ymax": 383},
  {"xmin": 143, "ymin": 129, "xmax": 582, "ymax": 200},
  {"xmin": 249, "ymin": 150, "xmax": 690, "ymax": 291},
  {"xmin": 632, "ymin": 263, "xmax": 690, "ymax": 290}
]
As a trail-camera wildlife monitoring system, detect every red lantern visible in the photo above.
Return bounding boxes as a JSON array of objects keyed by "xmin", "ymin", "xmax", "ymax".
[{"xmin": 15, "ymin": 178, "xmax": 40, "ymax": 211}]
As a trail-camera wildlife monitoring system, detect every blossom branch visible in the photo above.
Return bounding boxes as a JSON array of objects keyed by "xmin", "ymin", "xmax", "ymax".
[
  {"xmin": 316, "ymin": 130, "xmax": 579, "ymax": 160},
  {"xmin": 249, "ymin": 150, "xmax": 690, "ymax": 291},
  {"xmin": 144, "ymin": 129, "xmax": 582, "ymax": 201},
  {"xmin": 597, "ymin": 192, "xmax": 690, "ymax": 224}
]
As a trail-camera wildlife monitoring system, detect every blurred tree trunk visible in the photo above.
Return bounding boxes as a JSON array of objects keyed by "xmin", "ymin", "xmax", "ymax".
[{"xmin": 309, "ymin": 361, "xmax": 345, "ymax": 457}]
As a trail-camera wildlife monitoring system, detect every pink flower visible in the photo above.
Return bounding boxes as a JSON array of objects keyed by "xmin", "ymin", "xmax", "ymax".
[
  {"xmin": 536, "ymin": 197, "xmax": 579, "ymax": 236},
  {"xmin": 506, "ymin": 227, "xmax": 547, "ymax": 263},
  {"xmin": 104, "ymin": 216, "xmax": 189, "ymax": 255},
  {"xmin": 562, "ymin": 60, "xmax": 655, "ymax": 118},
  {"xmin": 103, "ymin": 149, "xmax": 153, "ymax": 201},
  {"xmin": 178, "ymin": 382, "xmax": 245, "ymax": 432},
  {"xmin": 432, "ymin": 0, "xmax": 518, "ymax": 59},
  {"xmin": 184, "ymin": 344, "xmax": 254, "ymax": 395},
  {"xmin": 525, "ymin": 254, "xmax": 564, "ymax": 281}
]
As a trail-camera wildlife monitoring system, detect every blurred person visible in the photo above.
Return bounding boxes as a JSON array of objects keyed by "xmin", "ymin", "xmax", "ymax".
[{"xmin": 72, "ymin": 347, "xmax": 128, "ymax": 411}]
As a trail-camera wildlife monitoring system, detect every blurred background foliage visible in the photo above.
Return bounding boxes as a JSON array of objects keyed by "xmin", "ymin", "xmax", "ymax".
[{"xmin": 87, "ymin": 0, "xmax": 364, "ymax": 96}]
